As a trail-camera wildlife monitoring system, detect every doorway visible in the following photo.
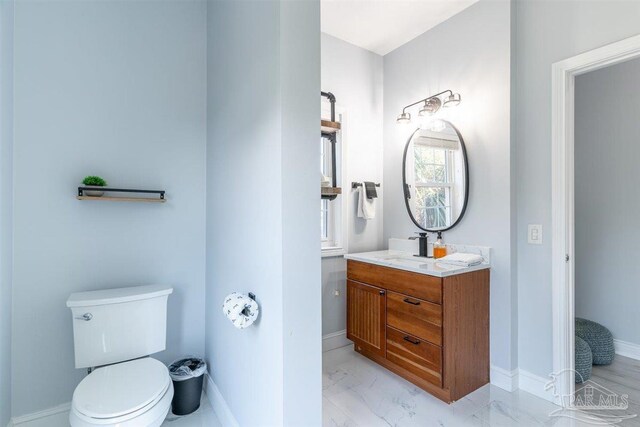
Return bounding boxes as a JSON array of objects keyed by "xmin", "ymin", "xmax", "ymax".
[{"xmin": 551, "ymin": 33, "xmax": 640, "ymax": 403}]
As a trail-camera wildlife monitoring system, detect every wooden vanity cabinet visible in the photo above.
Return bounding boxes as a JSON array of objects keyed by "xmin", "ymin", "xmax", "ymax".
[
  {"xmin": 346, "ymin": 260, "xmax": 490, "ymax": 403},
  {"xmin": 346, "ymin": 280, "xmax": 386, "ymax": 356}
]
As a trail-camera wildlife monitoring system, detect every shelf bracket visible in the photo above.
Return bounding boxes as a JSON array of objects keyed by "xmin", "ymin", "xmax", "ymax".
[{"xmin": 77, "ymin": 186, "xmax": 166, "ymax": 202}]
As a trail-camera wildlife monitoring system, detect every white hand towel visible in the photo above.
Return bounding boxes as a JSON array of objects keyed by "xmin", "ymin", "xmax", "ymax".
[
  {"xmin": 222, "ymin": 292, "xmax": 259, "ymax": 329},
  {"xmin": 357, "ymin": 182, "xmax": 376, "ymax": 220},
  {"xmin": 437, "ymin": 252, "xmax": 484, "ymax": 267}
]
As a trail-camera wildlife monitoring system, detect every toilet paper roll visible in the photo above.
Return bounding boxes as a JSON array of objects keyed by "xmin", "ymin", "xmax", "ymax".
[{"xmin": 222, "ymin": 292, "xmax": 259, "ymax": 329}]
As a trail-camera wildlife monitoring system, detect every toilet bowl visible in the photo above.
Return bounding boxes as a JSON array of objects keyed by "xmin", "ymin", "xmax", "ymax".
[
  {"xmin": 67, "ymin": 285, "xmax": 174, "ymax": 427},
  {"xmin": 70, "ymin": 358, "xmax": 174, "ymax": 427}
]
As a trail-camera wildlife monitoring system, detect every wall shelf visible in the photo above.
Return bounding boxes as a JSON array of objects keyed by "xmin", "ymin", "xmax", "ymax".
[
  {"xmin": 321, "ymin": 186, "xmax": 342, "ymax": 200},
  {"xmin": 77, "ymin": 195, "xmax": 166, "ymax": 203},
  {"xmin": 321, "ymin": 120, "xmax": 341, "ymax": 134},
  {"xmin": 321, "ymin": 92, "xmax": 341, "ymax": 201},
  {"xmin": 77, "ymin": 187, "xmax": 166, "ymax": 203}
]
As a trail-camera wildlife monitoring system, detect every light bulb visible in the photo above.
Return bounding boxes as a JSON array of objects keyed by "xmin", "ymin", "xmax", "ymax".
[
  {"xmin": 429, "ymin": 118, "xmax": 446, "ymax": 132},
  {"xmin": 420, "ymin": 117, "xmax": 446, "ymax": 132},
  {"xmin": 419, "ymin": 97, "xmax": 441, "ymax": 116},
  {"xmin": 396, "ymin": 112, "xmax": 411, "ymax": 124},
  {"xmin": 443, "ymin": 93, "xmax": 461, "ymax": 107}
]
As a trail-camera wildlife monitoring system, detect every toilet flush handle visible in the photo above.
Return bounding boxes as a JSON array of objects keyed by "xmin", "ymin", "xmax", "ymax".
[{"xmin": 75, "ymin": 313, "xmax": 93, "ymax": 321}]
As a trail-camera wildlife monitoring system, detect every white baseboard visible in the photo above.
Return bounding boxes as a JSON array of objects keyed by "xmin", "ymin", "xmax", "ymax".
[
  {"xmin": 8, "ymin": 375, "xmax": 234, "ymax": 427},
  {"xmin": 204, "ymin": 373, "xmax": 239, "ymax": 427},
  {"xmin": 8, "ymin": 402, "xmax": 70, "ymax": 427},
  {"xmin": 322, "ymin": 329, "xmax": 350, "ymax": 353},
  {"xmin": 518, "ymin": 369, "xmax": 555, "ymax": 403},
  {"xmin": 614, "ymin": 339, "xmax": 640, "ymax": 361},
  {"xmin": 490, "ymin": 364, "xmax": 519, "ymax": 392}
]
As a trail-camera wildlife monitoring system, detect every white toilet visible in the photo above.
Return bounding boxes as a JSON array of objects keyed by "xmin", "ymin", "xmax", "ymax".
[{"xmin": 66, "ymin": 284, "xmax": 174, "ymax": 427}]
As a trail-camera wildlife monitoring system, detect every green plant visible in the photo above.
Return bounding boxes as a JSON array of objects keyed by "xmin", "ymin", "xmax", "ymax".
[{"xmin": 82, "ymin": 176, "xmax": 107, "ymax": 187}]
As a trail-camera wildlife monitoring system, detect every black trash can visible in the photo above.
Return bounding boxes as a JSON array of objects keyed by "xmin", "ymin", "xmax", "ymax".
[{"xmin": 168, "ymin": 357, "xmax": 207, "ymax": 416}]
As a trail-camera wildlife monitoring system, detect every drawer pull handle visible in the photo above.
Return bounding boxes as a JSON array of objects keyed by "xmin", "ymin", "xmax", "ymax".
[
  {"xmin": 403, "ymin": 298, "xmax": 420, "ymax": 306},
  {"xmin": 379, "ymin": 290, "xmax": 386, "ymax": 296},
  {"xmin": 403, "ymin": 336, "xmax": 420, "ymax": 345}
]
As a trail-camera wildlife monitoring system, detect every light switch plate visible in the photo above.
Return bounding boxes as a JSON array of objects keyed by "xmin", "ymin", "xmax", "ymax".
[{"xmin": 528, "ymin": 224, "xmax": 542, "ymax": 245}]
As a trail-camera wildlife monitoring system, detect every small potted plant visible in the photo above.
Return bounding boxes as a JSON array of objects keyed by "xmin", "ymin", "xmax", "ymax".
[{"xmin": 82, "ymin": 176, "xmax": 107, "ymax": 197}]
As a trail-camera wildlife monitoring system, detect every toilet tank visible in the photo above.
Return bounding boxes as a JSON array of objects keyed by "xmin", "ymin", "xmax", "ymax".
[{"xmin": 67, "ymin": 285, "xmax": 173, "ymax": 369}]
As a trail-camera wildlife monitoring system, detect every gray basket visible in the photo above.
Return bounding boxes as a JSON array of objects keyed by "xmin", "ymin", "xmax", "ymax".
[
  {"xmin": 576, "ymin": 318, "xmax": 614, "ymax": 365},
  {"xmin": 575, "ymin": 336, "xmax": 592, "ymax": 383}
]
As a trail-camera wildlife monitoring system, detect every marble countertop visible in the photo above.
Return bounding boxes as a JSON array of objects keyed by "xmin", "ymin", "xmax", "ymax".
[{"xmin": 344, "ymin": 250, "xmax": 490, "ymax": 278}]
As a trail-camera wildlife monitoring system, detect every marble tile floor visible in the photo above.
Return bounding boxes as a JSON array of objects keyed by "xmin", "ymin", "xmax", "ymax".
[
  {"xmin": 323, "ymin": 345, "xmax": 608, "ymax": 427},
  {"xmin": 162, "ymin": 396, "xmax": 222, "ymax": 427},
  {"xmin": 25, "ymin": 396, "xmax": 221, "ymax": 427},
  {"xmin": 574, "ymin": 355, "xmax": 640, "ymax": 427}
]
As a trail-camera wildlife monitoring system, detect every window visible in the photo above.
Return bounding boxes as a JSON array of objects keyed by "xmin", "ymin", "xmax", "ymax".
[
  {"xmin": 321, "ymin": 136, "xmax": 333, "ymax": 245},
  {"xmin": 321, "ymin": 106, "xmax": 346, "ymax": 256},
  {"xmin": 413, "ymin": 144, "xmax": 453, "ymax": 229}
]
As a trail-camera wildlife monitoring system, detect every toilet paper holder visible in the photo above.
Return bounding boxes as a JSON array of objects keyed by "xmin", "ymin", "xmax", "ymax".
[
  {"xmin": 223, "ymin": 291, "xmax": 259, "ymax": 329},
  {"xmin": 242, "ymin": 292, "xmax": 256, "ymax": 316}
]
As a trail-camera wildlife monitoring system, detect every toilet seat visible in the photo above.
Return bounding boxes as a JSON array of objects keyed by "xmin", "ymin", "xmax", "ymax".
[{"xmin": 70, "ymin": 358, "xmax": 174, "ymax": 427}]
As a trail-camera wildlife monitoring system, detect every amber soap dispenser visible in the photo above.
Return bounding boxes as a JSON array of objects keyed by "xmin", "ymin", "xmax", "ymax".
[{"xmin": 433, "ymin": 231, "xmax": 447, "ymax": 259}]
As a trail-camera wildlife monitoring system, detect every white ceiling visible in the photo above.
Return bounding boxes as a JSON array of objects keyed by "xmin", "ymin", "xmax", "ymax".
[{"xmin": 321, "ymin": 0, "xmax": 479, "ymax": 56}]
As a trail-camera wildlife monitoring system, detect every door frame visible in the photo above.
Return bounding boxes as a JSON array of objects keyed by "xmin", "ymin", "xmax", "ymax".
[{"xmin": 551, "ymin": 33, "xmax": 640, "ymax": 402}]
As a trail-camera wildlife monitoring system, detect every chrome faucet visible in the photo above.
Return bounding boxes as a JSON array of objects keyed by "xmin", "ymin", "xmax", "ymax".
[{"xmin": 409, "ymin": 232, "xmax": 430, "ymax": 258}]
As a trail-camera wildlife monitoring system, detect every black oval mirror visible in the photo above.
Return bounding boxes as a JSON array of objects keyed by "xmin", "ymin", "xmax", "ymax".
[{"xmin": 402, "ymin": 121, "xmax": 469, "ymax": 232}]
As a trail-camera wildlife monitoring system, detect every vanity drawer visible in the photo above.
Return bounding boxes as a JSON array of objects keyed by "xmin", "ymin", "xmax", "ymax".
[
  {"xmin": 347, "ymin": 260, "xmax": 442, "ymax": 304},
  {"xmin": 386, "ymin": 292, "xmax": 442, "ymax": 346},
  {"xmin": 386, "ymin": 326, "xmax": 442, "ymax": 387}
]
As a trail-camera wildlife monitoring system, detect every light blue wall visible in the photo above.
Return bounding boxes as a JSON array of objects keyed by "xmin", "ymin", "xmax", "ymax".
[
  {"xmin": 280, "ymin": 2, "xmax": 322, "ymax": 424},
  {"xmin": 206, "ymin": 0, "xmax": 321, "ymax": 425},
  {"xmin": 321, "ymin": 33, "xmax": 383, "ymax": 337},
  {"xmin": 280, "ymin": 0, "xmax": 322, "ymax": 427},
  {"xmin": 206, "ymin": 3, "xmax": 283, "ymax": 423},
  {"xmin": 0, "ymin": 0, "xmax": 14, "ymax": 424},
  {"xmin": 383, "ymin": 0, "xmax": 516, "ymax": 371},
  {"xmin": 574, "ymin": 58, "xmax": 640, "ymax": 346},
  {"xmin": 515, "ymin": 0, "xmax": 640, "ymax": 378},
  {"xmin": 12, "ymin": 0, "xmax": 206, "ymax": 416},
  {"xmin": 321, "ymin": 256, "xmax": 347, "ymax": 336}
]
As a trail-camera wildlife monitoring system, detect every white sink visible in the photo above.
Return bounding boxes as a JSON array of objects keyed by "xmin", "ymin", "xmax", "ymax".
[
  {"xmin": 344, "ymin": 240, "xmax": 491, "ymax": 278},
  {"xmin": 371, "ymin": 253, "xmax": 460, "ymax": 271},
  {"xmin": 386, "ymin": 257, "xmax": 429, "ymax": 267},
  {"xmin": 375, "ymin": 254, "xmax": 429, "ymax": 265},
  {"xmin": 345, "ymin": 250, "xmax": 489, "ymax": 277}
]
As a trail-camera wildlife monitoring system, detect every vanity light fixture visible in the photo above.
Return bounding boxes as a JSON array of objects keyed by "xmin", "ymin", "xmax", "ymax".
[
  {"xmin": 396, "ymin": 112, "xmax": 411, "ymax": 124},
  {"xmin": 418, "ymin": 97, "xmax": 442, "ymax": 117},
  {"xmin": 396, "ymin": 89, "xmax": 461, "ymax": 125},
  {"xmin": 443, "ymin": 92, "xmax": 462, "ymax": 107}
]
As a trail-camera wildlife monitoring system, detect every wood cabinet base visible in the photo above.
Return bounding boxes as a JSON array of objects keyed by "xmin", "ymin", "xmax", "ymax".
[
  {"xmin": 347, "ymin": 261, "xmax": 490, "ymax": 403},
  {"xmin": 355, "ymin": 345, "xmax": 454, "ymax": 403}
]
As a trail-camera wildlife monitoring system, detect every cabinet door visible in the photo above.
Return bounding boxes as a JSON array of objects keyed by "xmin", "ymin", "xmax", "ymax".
[{"xmin": 347, "ymin": 280, "xmax": 386, "ymax": 356}]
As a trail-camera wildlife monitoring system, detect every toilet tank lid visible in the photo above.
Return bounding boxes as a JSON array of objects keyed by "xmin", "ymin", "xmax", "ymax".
[{"xmin": 66, "ymin": 285, "xmax": 173, "ymax": 308}]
